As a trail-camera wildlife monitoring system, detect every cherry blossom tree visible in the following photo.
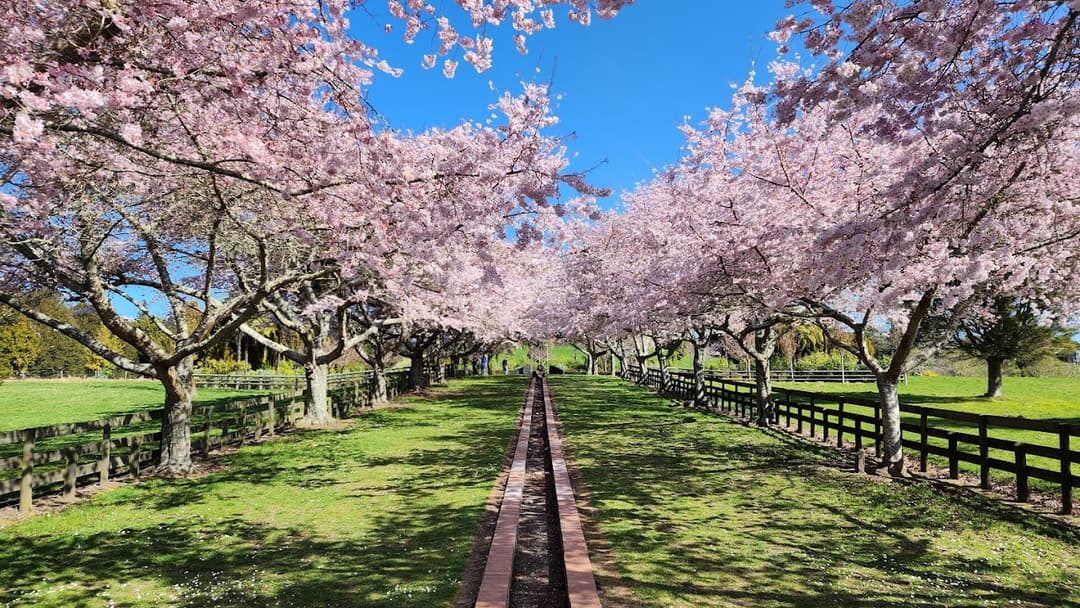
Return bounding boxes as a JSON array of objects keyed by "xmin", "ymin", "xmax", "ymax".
[
  {"xmin": 598, "ymin": 35, "xmax": 1078, "ymax": 470},
  {"xmin": 687, "ymin": 85, "xmax": 1078, "ymax": 474},
  {"xmin": 0, "ymin": 0, "xmax": 629, "ymax": 475},
  {"xmin": 352, "ymin": 297, "xmax": 405, "ymax": 405},
  {"xmin": 239, "ymin": 276, "xmax": 400, "ymax": 425},
  {"xmin": 763, "ymin": 1, "xmax": 1080, "ymax": 473}
]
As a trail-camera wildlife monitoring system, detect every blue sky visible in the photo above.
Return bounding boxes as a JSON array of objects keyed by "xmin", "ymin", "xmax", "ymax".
[{"xmin": 349, "ymin": 1, "xmax": 794, "ymax": 209}]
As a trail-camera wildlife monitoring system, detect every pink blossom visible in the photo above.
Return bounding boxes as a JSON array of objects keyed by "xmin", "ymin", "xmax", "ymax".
[
  {"xmin": 166, "ymin": 16, "xmax": 189, "ymax": 32},
  {"xmin": 118, "ymin": 123, "xmax": 143, "ymax": 145},
  {"xmin": 12, "ymin": 111, "xmax": 43, "ymax": 143}
]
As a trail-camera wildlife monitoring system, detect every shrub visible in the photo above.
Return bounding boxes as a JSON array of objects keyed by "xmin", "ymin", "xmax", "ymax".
[
  {"xmin": 1016, "ymin": 356, "xmax": 1080, "ymax": 378},
  {"xmin": 198, "ymin": 356, "xmax": 252, "ymax": 375},
  {"xmin": 794, "ymin": 350, "xmax": 862, "ymax": 371},
  {"xmin": 275, "ymin": 359, "xmax": 299, "ymax": 375}
]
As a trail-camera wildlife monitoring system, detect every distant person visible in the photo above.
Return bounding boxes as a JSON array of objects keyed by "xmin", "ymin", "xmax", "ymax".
[
  {"xmin": 471, "ymin": 357, "xmax": 479, "ymax": 375},
  {"xmin": 502, "ymin": 358, "xmax": 509, "ymax": 375}
]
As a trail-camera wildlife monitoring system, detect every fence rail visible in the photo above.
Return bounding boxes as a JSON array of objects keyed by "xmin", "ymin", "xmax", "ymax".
[
  {"xmin": 625, "ymin": 366, "xmax": 1077, "ymax": 515},
  {"xmin": 192, "ymin": 371, "xmax": 379, "ymax": 391},
  {"xmin": 669, "ymin": 367, "xmax": 892, "ymax": 384},
  {"xmin": 1, "ymin": 370, "xmax": 415, "ymax": 511}
]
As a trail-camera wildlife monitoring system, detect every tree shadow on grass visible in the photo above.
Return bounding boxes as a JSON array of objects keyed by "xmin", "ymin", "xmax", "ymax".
[
  {"xmin": 548, "ymin": 376, "xmax": 1080, "ymax": 608},
  {"xmin": 0, "ymin": 377, "xmax": 527, "ymax": 607},
  {"xmin": 0, "ymin": 503, "xmax": 495, "ymax": 608},
  {"xmin": 127, "ymin": 380, "xmax": 525, "ymax": 512}
]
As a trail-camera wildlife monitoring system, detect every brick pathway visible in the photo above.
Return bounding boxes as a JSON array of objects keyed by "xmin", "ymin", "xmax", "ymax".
[{"xmin": 475, "ymin": 376, "xmax": 601, "ymax": 608}]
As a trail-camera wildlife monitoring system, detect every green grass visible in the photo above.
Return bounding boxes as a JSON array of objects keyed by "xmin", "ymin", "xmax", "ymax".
[
  {"xmin": 500, "ymin": 344, "xmax": 588, "ymax": 371},
  {"xmin": 770, "ymin": 376, "xmax": 1080, "ymax": 485},
  {"xmin": 0, "ymin": 380, "xmax": 262, "ymax": 431},
  {"xmin": 0, "ymin": 377, "xmax": 524, "ymax": 607},
  {"xmin": 776, "ymin": 376, "xmax": 1080, "ymax": 420},
  {"xmin": 550, "ymin": 376, "xmax": 1080, "ymax": 608}
]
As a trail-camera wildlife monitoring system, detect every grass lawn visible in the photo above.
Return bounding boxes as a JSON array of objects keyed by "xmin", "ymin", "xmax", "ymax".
[
  {"xmin": 550, "ymin": 376, "xmax": 1080, "ymax": 608},
  {"xmin": 0, "ymin": 376, "xmax": 523, "ymax": 607},
  {"xmin": 776, "ymin": 375, "xmax": 1080, "ymax": 420},
  {"xmin": 0, "ymin": 379, "xmax": 262, "ymax": 431},
  {"xmin": 770, "ymin": 376, "xmax": 1080, "ymax": 486},
  {"xmin": 501, "ymin": 344, "xmax": 590, "ymax": 371}
]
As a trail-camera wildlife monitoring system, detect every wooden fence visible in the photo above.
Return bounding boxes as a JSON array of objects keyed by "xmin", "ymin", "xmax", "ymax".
[
  {"xmin": 671, "ymin": 367, "xmax": 889, "ymax": 384},
  {"xmin": 1, "ymin": 370, "xmax": 414, "ymax": 512},
  {"xmin": 625, "ymin": 366, "xmax": 1078, "ymax": 515},
  {"xmin": 192, "ymin": 370, "xmax": 376, "ymax": 391}
]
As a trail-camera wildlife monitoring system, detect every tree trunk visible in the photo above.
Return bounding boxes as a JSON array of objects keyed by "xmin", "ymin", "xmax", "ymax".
[
  {"xmin": 656, "ymin": 349, "xmax": 669, "ymax": 392},
  {"xmin": 876, "ymin": 375, "xmax": 905, "ymax": 476},
  {"xmin": 634, "ymin": 355, "xmax": 649, "ymax": 381},
  {"xmin": 985, "ymin": 357, "xmax": 1004, "ymax": 398},
  {"xmin": 371, "ymin": 366, "xmax": 389, "ymax": 405},
  {"xmin": 753, "ymin": 356, "xmax": 774, "ymax": 425},
  {"xmin": 408, "ymin": 351, "xmax": 426, "ymax": 390},
  {"xmin": 692, "ymin": 340, "xmax": 706, "ymax": 407},
  {"xmin": 585, "ymin": 352, "xmax": 596, "ymax": 375},
  {"xmin": 610, "ymin": 352, "xmax": 619, "ymax": 377},
  {"xmin": 157, "ymin": 355, "xmax": 196, "ymax": 476},
  {"xmin": 301, "ymin": 361, "xmax": 333, "ymax": 425},
  {"xmin": 435, "ymin": 355, "xmax": 447, "ymax": 384}
]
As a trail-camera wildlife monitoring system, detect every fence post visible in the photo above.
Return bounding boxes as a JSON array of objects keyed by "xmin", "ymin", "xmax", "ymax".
[
  {"xmin": 874, "ymin": 403, "xmax": 882, "ymax": 458},
  {"xmin": 797, "ymin": 401, "xmax": 804, "ymax": 434},
  {"xmin": 919, "ymin": 411, "xmax": 929, "ymax": 473},
  {"xmin": 254, "ymin": 402, "xmax": 264, "ymax": 440},
  {"xmin": 948, "ymin": 432, "xmax": 959, "ymax": 479},
  {"xmin": 1060, "ymin": 424, "xmax": 1072, "ymax": 515},
  {"xmin": 809, "ymin": 399, "xmax": 817, "ymax": 438},
  {"xmin": 130, "ymin": 435, "xmax": 143, "ymax": 479},
  {"xmin": 823, "ymin": 409, "xmax": 830, "ymax": 442},
  {"xmin": 837, "ymin": 399, "xmax": 845, "ymax": 448},
  {"xmin": 979, "ymin": 415, "xmax": 990, "ymax": 490},
  {"xmin": 267, "ymin": 398, "xmax": 276, "ymax": 436},
  {"xmin": 99, "ymin": 423, "xmax": 111, "ymax": 485},
  {"xmin": 1015, "ymin": 443, "xmax": 1029, "ymax": 503},
  {"xmin": 63, "ymin": 447, "xmax": 77, "ymax": 501},
  {"xmin": 20, "ymin": 429, "xmax": 35, "ymax": 514},
  {"xmin": 204, "ymin": 406, "xmax": 214, "ymax": 456},
  {"xmin": 239, "ymin": 404, "xmax": 248, "ymax": 446}
]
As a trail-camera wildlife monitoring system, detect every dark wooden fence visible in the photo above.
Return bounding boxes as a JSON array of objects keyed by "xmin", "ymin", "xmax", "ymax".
[
  {"xmin": 1, "ymin": 370, "xmax": 415, "ymax": 512},
  {"xmin": 625, "ymin": 366, "xmax": 1078, "ymax": 515},
  {"xmin": 673, "ymin": 367, "xmax": 892, "ymax": 383},
  {"xmin": 193, "ymin": 370, "xmax": 378, "ymax": 391}
]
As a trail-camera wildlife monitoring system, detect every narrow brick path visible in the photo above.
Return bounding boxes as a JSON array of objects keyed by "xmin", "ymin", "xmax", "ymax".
[{"xmin": 475, "ymin": 376, "xmax": 601, "ymax": 608}]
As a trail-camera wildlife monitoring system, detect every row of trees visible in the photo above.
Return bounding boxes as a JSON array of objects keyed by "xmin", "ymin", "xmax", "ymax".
[
  {"xmin": 549, "ymin": 1, "xmax": 1080, "ymax": 476},
  {"xmin": 0, "ymin": 1, "xmax": 632, "ymax": 474},
  {"xmin": 0, "ymin": 294, "xmax": 107, "ymax": 378},
  {"xmin": 4, "ymin": 1, "xmax": 1077, "ymax": 485}
]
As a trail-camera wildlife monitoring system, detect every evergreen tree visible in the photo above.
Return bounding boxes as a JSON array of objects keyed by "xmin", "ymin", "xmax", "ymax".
[{"xmin": 953, "ymin": 297, "xmax": 1072, "ymax": 397}]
